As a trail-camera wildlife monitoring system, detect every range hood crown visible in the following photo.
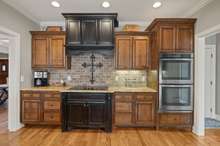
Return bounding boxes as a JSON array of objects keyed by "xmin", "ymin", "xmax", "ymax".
[{"xmin": 62, "ymin": 13, "xmax": 118, "ymax": 53}]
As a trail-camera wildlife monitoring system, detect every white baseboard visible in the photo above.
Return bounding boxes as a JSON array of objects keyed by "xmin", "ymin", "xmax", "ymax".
[
  {"xmin": 193, "ymin": 126, "xmax": 205, "ymax": 136},
  {"xmin": 215, "ymin": 114, "xmax": 220, "ymax": 121}
]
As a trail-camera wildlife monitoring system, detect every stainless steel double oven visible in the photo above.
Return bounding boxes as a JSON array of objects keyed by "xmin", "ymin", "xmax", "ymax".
[{"xmin": 159, "ymin": 53, "xmax": 193, "ymax": 111}]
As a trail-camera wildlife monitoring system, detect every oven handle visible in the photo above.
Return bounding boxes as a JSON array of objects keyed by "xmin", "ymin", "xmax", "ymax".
[
  {"xmin": 160, "ymin": 58, "xmax": 193, "ymax": 61},
  {"xmin": 159, "ymin": 85, "xmax": 193, "ymax": 87}
]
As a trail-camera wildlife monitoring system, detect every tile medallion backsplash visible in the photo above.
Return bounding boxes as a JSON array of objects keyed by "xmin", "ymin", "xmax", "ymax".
[{"xmin": 34, "ymin": 50, "xmax": 148, "ymax": 87}]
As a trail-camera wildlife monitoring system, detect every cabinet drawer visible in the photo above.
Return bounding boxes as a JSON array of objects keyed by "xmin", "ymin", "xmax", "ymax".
[
  {"xmin": 115, "ymin": 94, "xmax": 133, "ymax": 101},
  {"xmin": 44, "ymin": 112, "xmax": 60, "ymax": 122},
  {"xmin": 115, "ymin": 113, "xmax": 132, "ymax": 125},
  {"xmin": 22, "ymin": 91, "xmax": 41, "ymax": 99},
  {"xmin": 135, "ymin": 94, "xmax": 153, "ymax": 101},
  {"xmin": 115, "ymin": 102, "xmax": 132, "ymax": 112},
  {"xmin": 43, "ymin": 93, "xmax": 60, "ymax": 98},
  {"xmin": 159, "ymin": 114, "xmax": 192, "ymax": 125},
  {"xmin": 44, "ymin": 101, "xmax": 60, "ymax": 110}
]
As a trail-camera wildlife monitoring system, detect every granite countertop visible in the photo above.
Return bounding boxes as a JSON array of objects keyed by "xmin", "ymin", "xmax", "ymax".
[
  {"xmin": 21, "ymin": 86, "xmax": 71, "ymax": 92},
  {"xmin": 21, "ymin": 86, "xmax": 157, "ymax": 93}
]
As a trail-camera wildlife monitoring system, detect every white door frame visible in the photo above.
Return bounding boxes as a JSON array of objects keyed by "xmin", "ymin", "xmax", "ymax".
[
  {"xmin": 0, "ymin": 26, "xmax": 23, "ymax": 131},
  {"xmin": 194, "ymin": 24, "xmax": 220, "ymax": 136},
  {"xmin": 205, "ymin": 45, "xmax": 216, "ymax": 119}
]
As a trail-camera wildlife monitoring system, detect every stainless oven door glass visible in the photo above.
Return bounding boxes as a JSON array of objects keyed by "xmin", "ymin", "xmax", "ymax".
[
  {"xmin": 159, "ymin": 85, "xmax": 193, "ymax": 111},
  {"xmin": 160, "ymin": 59, "xmax": 193, "ymax": 84}
]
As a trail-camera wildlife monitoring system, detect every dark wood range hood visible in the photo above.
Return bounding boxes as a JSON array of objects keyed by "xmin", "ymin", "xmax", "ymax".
[{"xmin": 62, "ymin": 13, "xmax": 118, "ymax": 53}]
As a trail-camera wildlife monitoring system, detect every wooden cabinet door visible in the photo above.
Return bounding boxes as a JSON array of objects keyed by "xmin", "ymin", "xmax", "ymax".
[
  {"xmin": 176, "ymin": 24, "xmax": 194, "ymax": 52},
  {"xmin": 98, "ymin": 19, "xmax": 113, "ymax": 45},
  {"xmin": 135, "ymin": 101, "xmax": 155, "ymax": 125},
  {"xmin": 132, "ymin": 36, "xmax": 149, "ymax": 69},
  {"xmin": 49, "ymin": 35, "xmax": 65, "ymax": 67},
  {"xmin": 115, "ymin": 36, "xmax": 132, "ymax": 69},
  {"xmin": 159, "ymin": 25, "xmax": 176, "ymax": 52},
  {"xmin": 66, "ymin": 102, "xmax": 87, "ymax": 126},
  {"xmin": 67, "ymin": 19, "xmax": 81, "ymax": 45},
  {"xmin": 32, "ymin": 36, "xmax": 48, "ymax": 67},
  {"xmin": 82, "ymin": 20, "xmax": 97, "ymax": 44},
  {"xmin": 22, "ymin": 99, "xmax": 41, "ymax": 122},
  {"xmin": 115, "ymin": 93, "xmax": 133, "ymax": 125},
  {"xmin": 88, "ymin": 102, "xmax": 105, "ymax": 125}
]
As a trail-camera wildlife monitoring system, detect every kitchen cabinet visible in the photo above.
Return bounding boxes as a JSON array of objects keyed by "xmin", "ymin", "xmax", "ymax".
[
  {"xmin": 146, "ymin": 18, "xmax": 196, "ymax": 69},
  {"xmin": 31, "ymin": 31, "xmax": 67, "ymax": 68},
  {"xmin": 115, "ymin": 36, "xmax": 132, "ymax": 69},
  {"xmin": 21, "ymin": 91, "xmax": 61, "ymax": 125},
  {"xmin": 61, "ymin": 92, "xmax": 112, "ymax": 132},
  {"xmin": 82, "ymin": 20, "xmax": 97, "ymax": 44},
  {"xmin": 32, "ymin": 36, "xmax": 48, "ymax": 67},
  {"xmin": 66, "ymin": 102, "xmax": 87, "ymax": 126},
  {"xmin": 115, "ymin": 32, "xmax": 150, "ymax": 70},
  {"xmin": 22, "ymin": 99, "xmax": 41, "ymax": 123},
  {"xmin": 157, "ymin": 112, "xmax": 193, "ymax": 129},
  {"xmin": 135, "ymin": 94, "xmax": 155, "ymax": 125},
  {"xmin": 114, "ymin": 92, "xmax": 156, "ymax": 127},
  {"xmin": 63, "ymin": 13, "xmax": 117, "ymax": 50},
  {"xmin": 176, "ymin": 24, "xmax": 194, "ymax": 52},
  {"xmin": 159, "ymin": 24, "xmax": 176, "ymax": 52},
  {"xmin": 132, "ymin": 36, "xmax": 149, "ymax": 69},
  {"xmin": 99, "ymin": 19, "xmax": 114, "ymax": 45}
]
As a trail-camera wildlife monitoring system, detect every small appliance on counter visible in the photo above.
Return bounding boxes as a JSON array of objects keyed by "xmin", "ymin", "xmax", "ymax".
[{"xmin": 33, "ymin": 71, "xmax": 49, "ymax": 86}]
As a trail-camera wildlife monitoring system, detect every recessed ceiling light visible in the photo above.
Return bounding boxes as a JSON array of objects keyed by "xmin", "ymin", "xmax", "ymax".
[
  {"xmin": 153, "ymin": 1, "xmax": 162, "ymax": 8},
  {"xmin": 51, "ymin": 1, "xmax": 60, "ymax": 8},
  {"xmin": 102, "ymin": 1, "xmax": 110, "ymax": 8}
]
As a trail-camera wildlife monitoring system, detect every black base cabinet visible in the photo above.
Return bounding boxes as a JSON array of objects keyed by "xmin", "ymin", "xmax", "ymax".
[{"xmin": 61, "ymin": 92, "xmax": 112, "ymax": 132}]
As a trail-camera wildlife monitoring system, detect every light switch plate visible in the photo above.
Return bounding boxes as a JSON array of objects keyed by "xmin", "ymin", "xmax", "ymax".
[{"xmin": 20, "ymin": 75, "xmax": 24, "ymax": 82}]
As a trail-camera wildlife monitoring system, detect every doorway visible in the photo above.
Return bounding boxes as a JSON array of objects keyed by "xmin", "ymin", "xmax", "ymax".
[
  {"xmin": 0, "ymin": 39, "xmax": 9, "ymax": 133},
  {"xmin": 204, "ymin": 42, "xmax": 220, "ymax": 128},
  {"xmin": 194, "ymin": 25, "xmax": 220, "ymax": 136},
  {"xmin": 0, "ymin": 26, "xmax": 22, "ymax": 132}
]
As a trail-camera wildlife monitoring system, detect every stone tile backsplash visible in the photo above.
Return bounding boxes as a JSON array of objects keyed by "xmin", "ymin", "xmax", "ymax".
[{"xmin": 36, "ymin": 50, "xmax": 148, "ymax": 87}]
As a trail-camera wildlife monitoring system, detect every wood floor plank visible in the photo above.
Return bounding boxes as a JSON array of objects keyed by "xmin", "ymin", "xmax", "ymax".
[{"xmin": 1, "ymin": 106, "xmax": 220, "ymax": 146}]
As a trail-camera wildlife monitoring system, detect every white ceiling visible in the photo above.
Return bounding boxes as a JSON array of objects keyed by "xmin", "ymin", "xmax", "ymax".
[{"xmin": 2, "ymin": 0, "xmax": 213, "ymax": 23}]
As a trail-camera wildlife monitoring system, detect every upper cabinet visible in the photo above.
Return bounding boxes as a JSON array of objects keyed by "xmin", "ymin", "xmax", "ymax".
[
  {"xmin": 115, "ymin": 32, "xmax": 150, "ymax": 70},
  {"xmin": 62, "ymin": 13, "xmax": 118, "ymax": 51},
  {"xmin": 176, "ymin": 24, "xmax": 194, "ymax": 52},
  {"xmin": 159, "ymin": 24, "xmax": 176, "ymax": 52},
  {"xmin": 31, "ymin": 31, "xmax": 67, "ymax": 68},
  {"xmin": 146, "ymin": 18, "xmax": 196, "ymax": 69}
]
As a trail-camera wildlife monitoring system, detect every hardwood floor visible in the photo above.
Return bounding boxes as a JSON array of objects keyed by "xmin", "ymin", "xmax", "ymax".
[
  {"xmin": 1, "ymin": 106, "xmax": 220, "ymax": 146},
  {"xmin": 0, "ymin": 103, "xmax": 8, "ymax": 134},
  {"xmin": 0, "ymin": 126, "xmax": 220, "ymax": 146}
]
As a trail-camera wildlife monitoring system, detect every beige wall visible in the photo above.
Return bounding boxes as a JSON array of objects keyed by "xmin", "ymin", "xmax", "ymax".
[
  {"xmin": 191, "ymin": 0, "xmax": 220, "ymax": 34},
  {"xmin": 0, "ymin": 0, "xmax": 40, "ymax": 88}
]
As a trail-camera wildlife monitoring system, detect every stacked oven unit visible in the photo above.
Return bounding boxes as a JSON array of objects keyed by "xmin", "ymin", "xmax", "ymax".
[{"xmin": 159, "ymin": 53, "xmax": 194, "ymax": 112}]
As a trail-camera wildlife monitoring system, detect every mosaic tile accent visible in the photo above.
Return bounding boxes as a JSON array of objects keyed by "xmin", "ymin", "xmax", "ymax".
[
  {"xmin": 110, "ymin": 70, "xmax": 147, "ymax": 87},
  {"xmin": 147, "ymin": 70, "xmax": 158, "ymax": 90}
]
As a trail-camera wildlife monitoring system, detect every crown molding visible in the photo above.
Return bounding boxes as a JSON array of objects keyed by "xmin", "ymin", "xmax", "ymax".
[
  {"xmin": 2, "ymin": 0, "xmax": 40, "ymax": 24},
  {"xmin": 182, "ymin": 0, "xmax": 214, "ymax": 17}
]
